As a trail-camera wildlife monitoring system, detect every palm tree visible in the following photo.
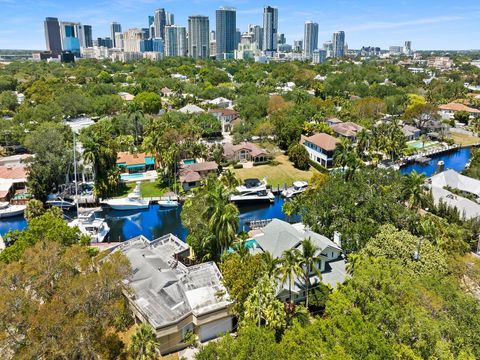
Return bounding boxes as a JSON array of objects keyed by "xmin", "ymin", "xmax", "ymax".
[
  {"xmin": 419, "ymin": 134, "xmax": 428, "ymax": 150},
  {"xmin": 220, "ymin": 169, "xmax": 239, "ymax": 191},
  {"xmin": 279, "ymin": 249, "xmax": 303, "ymax": 303},
  {"xmin": 402, "ymin": 170, "xmax": 426, "ymax": 209},
  {"xmin": 129, "ymin": 323, "xmax": 160, "ymax": 360},
  {"xmin": 345, "ymin": 253, "xmax": 362, "ymax": 275},
  {"xmin": 298, "ymin": 238, "xmax": 322, "ymax": 309},
  {"xmin": 356, "ymin": 129, "xmax": 370, "ymax": 157},
  {"xmin": 128, "ymin": 102, "xmax": 144, "ymax": 147},
  {"xmin": 261, "ymin": 251, "xmax": 280, "ymax": 279},
  {"xmin": 333, "ymin": 138, "xmax": 352, "ymax": 171}
]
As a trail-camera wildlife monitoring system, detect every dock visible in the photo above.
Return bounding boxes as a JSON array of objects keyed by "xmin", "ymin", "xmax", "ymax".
[
  {"xmin": 415, "ymin": 156, "xmax": 431, "ymax": 164},
  {"xmin": 247, "ymin": 219, "xmax": 273, "ymax": 229}
]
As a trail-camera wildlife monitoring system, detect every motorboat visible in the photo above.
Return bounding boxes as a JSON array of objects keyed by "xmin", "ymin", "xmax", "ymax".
[
  {"xmin": 0, "ymin": 202, "xmax": 26, "ymax": 218},
  {"xmin": 235, "ymin": 178, "xmax": 268, "ymax": 194},
  {"xmin": 69, "ymin": 212, "xmax": 110, "ymax": 243},
  {"xmin": 103, "ymin": 182, "xmax": 149, "ymax": 211},
  {"xmin": 158, "ymin": 199, "xmax": 179, "ymax": 208},
  {"xmin": 230, "ymin": 189, "xmax": 275, "ymax": 203},
  {"xmin": 46, "ymin": 194, "xmax": 76, "ymax": 209},
  {"xmin": 281, "ymin": 181, "xmax": 309, "ymax": 198}
]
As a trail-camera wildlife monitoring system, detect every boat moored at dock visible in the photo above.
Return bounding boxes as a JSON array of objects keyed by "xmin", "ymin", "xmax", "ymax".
[{"xmin": 103, "ymin": 182, "xmax": 149, "ymax": 211}]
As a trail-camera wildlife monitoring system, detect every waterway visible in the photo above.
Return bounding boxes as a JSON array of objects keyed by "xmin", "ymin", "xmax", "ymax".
[
  {"xmin": 400, "ymin": 147, "xmax": 472, "ymax": 177},
  {"xmin": 0, "ymin": 196, "xmax": 291, "ymax": 241}
]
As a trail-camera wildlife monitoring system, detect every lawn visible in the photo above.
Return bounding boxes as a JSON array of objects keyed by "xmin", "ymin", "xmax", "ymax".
[
  {"xmin": 449, "ymin": 131, "xmax": 480, "ymax": 146},
  {"xmin": 232, "ymin": 154, "xmax": 318, "ymax": 188},
  {"xmin": 114, "ymin": 181, "xmax": 167, "ymax": 198}
]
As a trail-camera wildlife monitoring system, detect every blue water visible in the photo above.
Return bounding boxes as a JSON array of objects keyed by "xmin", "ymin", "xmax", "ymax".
[
  {"xmin": 120, "ymin": 173, "xmax": 144, "ymax": 181},
  {"xmin": 400, "ymin": 147, "xmax": 472, "ymax": 177},
  {"xmin": 0, "ymin": 196, "xmax": 291, "ymax": 241}
]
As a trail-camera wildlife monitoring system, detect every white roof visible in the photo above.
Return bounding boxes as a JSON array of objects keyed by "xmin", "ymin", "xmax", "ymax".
[
  {"xmin": 431, "ymin": 169, "xmax": 480, "ymax": 197},
  {"xmin": 431, "ymin": 186, "xmax": 480, "ymax": 220},
  {"xmin": 178, "ymin": 104, "xmax": 205, "ymax": 114}
]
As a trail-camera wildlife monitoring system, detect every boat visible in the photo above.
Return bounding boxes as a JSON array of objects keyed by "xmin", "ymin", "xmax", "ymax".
[
  {"xmin": 103, "ymin": 182, "xmax": 149, "ymax": 211},
  {"xmin": 158, "ymin": 198, "xmax": 179, "ymax": 208},
  {"xmin": 46, "ymin": 194, "xmax": 76, "ymax": 209},
  {"xmin": 0, "ymin": 202, "xmax": 26, "ymax": 218},
  {"xmin": 281, "ymin": 181, "xmax": 308, "ymax": 198},
  {"xmin": 231, "ymin": 179, "xmax": 275, "ymax": 203},
  {"xmin": 68, "ymin": 212, "xmax": 110, "ymax": 243},
  {"xmin": 235, "ymin": 178, "xmax": 268, "ymax": 194}
]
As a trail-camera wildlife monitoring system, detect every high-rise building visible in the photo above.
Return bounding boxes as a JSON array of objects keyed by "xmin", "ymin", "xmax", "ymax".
[
  {"xmin": 277, "ymin": 33, "xmax": 286, "ymax": 45},
  {"xmin": 154, "ymin": 8, "xmax": 167, "ymax": 39},
  {"xmin": 166, "ymin": 12, "xmax": 174, "ymax": 26},
  {"xmin": 312, "ymin": 49, "xmax": 327, "ymax": 64},
  {"xmin": 111, "ymin": 22, "xmax": 122, "ymax": 48},
  {"xmin": 303, "ymin": 21, "xmax": 318, "ymax": 58},
  {"xmin": 323, "ymin": 40, "xmax": 333, "ymax": 57},
  {"xmin": 83, "ymin": 25, "xmax": 93, "ymax": 47},
  {"xmin": 141, "ymin": 28, "xmax": 150, "ymax": 40},
  {"xmin": 44, "ymin": 17, "xmax": 62, "ymax": 56},
  {"xmin": 165, "ymin": 25, "xmax": 187, "ymax": 57},
  {"xmin": 404, "ymin": 40, "xmax": 412, "ymax": 55},
  {"xmin": 250, "ymin": 25, "xmax": 263, "ymax": 51},
  {"xmin": 60, "ymin": 22, "xmax": 81, "ymax": 57},
  {"xmin": 332, "ymin": 31, "xmax": 345, "ymax": 58},
  {"xmin": 210, "ymin": 30, "xmax": 216, "ymax": 42},
  {"xmin": 96, "ymin": 37, "xmax": 113, "ymax": 48},
  {"xmin": 115, "ymin": 33, "xmax": 124, "ymax": 50},
  {"xmin": 123, "ymin": 28, "xmax": 143, "ymax": 53},
  {"xmin": 293, "ymin": 40, "xmax": 303, "ymax": 53},
  {"xmin": 215, "ymin": 7, "xmax": 236, "ymax": 57},
  {"xmin": 188, "ymin": 15, "xmax": 209, "ymax": 59},
  {"xmin": 263, "ymin": 6, "xmax": 278, "ymax": 52}
]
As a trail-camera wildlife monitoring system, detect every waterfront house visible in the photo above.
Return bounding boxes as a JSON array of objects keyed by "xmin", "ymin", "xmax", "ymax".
[
  {"xmin": 401, "ymin": 124, "xmax": 421, "ymax": 141},
  {"xmin": 208, "ymin": 109, "xmax": 239, "ymax": 133},
  {"xmin": 430, "ymin": 170, "xmax": 480, "ymax": 220},
  {"xmin": 116, "ymin": 152, "xmax": 156, "ymax": 174},
  {"xmin": 223, "ymin": 142, "xmax": 271, "ymax": 164},
  {"xmin": 249, "ymin": 219, "xmax": 347, "ymax": 302},
  {"xmin": 438, "ymin": 102, "xmax": 480, "ymax": 120},
  {"xmin": 330, "ymin": 121, "xmax": 363, "ymax": 141},
  {"xmin": 300, "ymin": 133, "xmax": 339, "ymax": 169},
  {"xmin": 179, "ymin": 161, "xmax": 218, "ymax": 191},
  {"xmin": 0, "ymin": 160, "xmax": 29, "ymax": 202},
  {"xmin": 115, "ymin": 234, "xmax": 232, "ymax": 355}
]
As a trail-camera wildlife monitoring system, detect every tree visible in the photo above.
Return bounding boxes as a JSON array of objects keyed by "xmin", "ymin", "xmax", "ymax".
[
  {"xmin": 129, "ymin": 324, "xmax": 160, "ymax": 360},
  {"xmin": 0, "ymin": 241, "xmax": 131, "ymax": 358},
  {"xmin": 279, "ymin": 249, "xmax": 303, "ymax": 303},
  {"xmin": 454, "ymin": 110, "xmax": 470, "ymax": 124},
  {"xmin": 288, "ymin": 144, "xmax": 310, "ymax": 170},
  {"xmin": 133, "ymin": 92, "xmax": 162, "ymax": 114},
  {"xmin": 127, "ymin": 102, "xmax": 145, "ymax": 146},
  {"xmin": 25, "ymin": 122, "xmax": 73, "ymax": 201},
  {"xmin": 24, "ymin": 199, "xmax": 45, "ymax": 221},
  {"xmin": 401, "ymin": 170, "xmax": 426, "ymax": 209},
  {"xmin": 404, "ymin": 103, "xmax": 439, "ymax": 130},
  {"xmin": 299, "ymin": 238, "xmax": 322, "ymax": 308}
]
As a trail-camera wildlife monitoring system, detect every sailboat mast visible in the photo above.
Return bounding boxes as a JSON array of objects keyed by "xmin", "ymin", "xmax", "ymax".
[{"xmin": 73, "ymin": 131, "xmax": 79, "ymax": 218}]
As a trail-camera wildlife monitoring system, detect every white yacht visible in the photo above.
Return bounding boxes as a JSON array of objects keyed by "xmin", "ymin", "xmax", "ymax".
[
  {"xmin": 104, "ymin": 182, "xmax": 149, "ymax": 211},
  {"xmin": 281, "ymin": 181, "xmax": 309, "ymax": 198},
  {"xmin": 69, "ymin": 212, "xmax": 110, "ymax": 243},
  {"xmin": 230, "ymin": 178, "xmax": 275, "ymax": 203},
  {"xmin": 158, "ymin": 199, "xmax": 179, "ymax": 208},
  {"xmin": 0, "ymin": 202, "xmax": 26, "ymax": 218},
  {"xmin": 46, "ymin": 195, "xmax": 76, "ymax": 210}
]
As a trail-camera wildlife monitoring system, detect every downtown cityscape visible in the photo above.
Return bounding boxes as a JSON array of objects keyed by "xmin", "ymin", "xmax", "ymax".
[
  {"xmin": 37, "ymin": 5, "xmax": 413, "ymax": 63},
  {"xmin": 1, "ymin": 1, "xmax": 480, "ymax": 359}
]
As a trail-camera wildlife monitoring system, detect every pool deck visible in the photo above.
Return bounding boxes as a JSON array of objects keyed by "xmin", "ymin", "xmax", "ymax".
[{"xmin": 121, "ymin": 170, "xmax": 158, "ymax": 183}]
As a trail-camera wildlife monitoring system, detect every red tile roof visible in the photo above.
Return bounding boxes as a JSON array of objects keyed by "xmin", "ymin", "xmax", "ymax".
[
  {"xmin": 117, "ymin": 152, "xmax": 149, "ymax": 166},
  {"xmin": 301, "ymin": 133, "xmax": 339, "ymax": 151},
  {"xmin": 208, "ymin": 108, "xmax": 239, "ymax": 116},
  {"xmin": 0, "ymin": 165, "xmax": 28, "ymax": 180},
  {"xmin": 438, "ymin": 103, "xmax": 480, "ymax": 113}
]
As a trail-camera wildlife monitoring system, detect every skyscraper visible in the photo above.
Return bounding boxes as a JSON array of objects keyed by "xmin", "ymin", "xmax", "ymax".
[
  {"xmin": 165, "ymin": 25, "xmax": 187, "ymax": 57},
  {"xmin": 263, "ymin": 6, "xmax": 278, "ymax": 52},
  {"xmin": 278, "ymin": 33, "xmax": 286, "ymax": 45},
  {"xmin": 188, "ymin": 15, "xmax": 209, "ymax": 59},
  {"xmin": 332, "ymin": 31, "xmax": 345, "ymax": 58},
  {"xmin": 60, "ymin": 22, "xmax": 81, "ymax": 56},
  {"xmin": 250, "ymin": 25, "xmax": 263, "ymax": 50},
  {"xmin": 304, "ymin": 21, "xmax": 318, "ymax": 58},
  {"xmin": 166, "ymin": 12, "xmax": 174, "ymax": 26},
  {"xmin": 111, "ymin": 22, "xmax": 122, "ymax": 47},
  {"xmin": 44, "ymin": 17, "xmax": 62, "ymax": 56},
  {"xmin": 83, "ymin": 25, "xmax": 93, "ymax": 48},
  {"xmin": 215, "ymin": 6, "xmax": 236, "ymax": 57},
  {"xmin": 154, "ymin": 8, "xmax": 167, "ymax": 39},
  {"xmin": 404, "ymin": 41, "xmax": 412, "ymax": 55}
]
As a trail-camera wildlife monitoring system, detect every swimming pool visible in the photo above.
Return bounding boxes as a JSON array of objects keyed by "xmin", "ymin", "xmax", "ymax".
[
  {"xmin": 182, "ymin": 159, "xmax": 197, "ymax": 165},
  {"xmin": 120, "ymin": 172, "xmax": 145, "ymax": 181},
  {"xmin": 228, "ymin": 239, "xmax": 259, "ymax": 253},
  {"xmin": 407, "ymin": 140, "xmax": 439, "ymax": 149}
]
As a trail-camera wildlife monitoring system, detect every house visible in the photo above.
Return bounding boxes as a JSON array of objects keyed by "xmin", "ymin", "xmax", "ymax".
[
  {"xmin": 223, "ymin": 142, "xmax": 271, "ymax": 163},
  {"xmin": 118, "ymin": 92, "xmax": 135, "ymax": 101},
  {"xmin": 248, "ymin": 219, "xmax": 347, "ymax": 302},
  {"xmin": 438, "ymin": 102, "xmax": 480, "ymax": 120},
  {"xmin": 116, "ymin": 152, "xmax": 156, "ymax": 174},
  {"xmin": 0, "ymin": 162, "xmax": 29, "ymax": 201},
  {"xmin": 208, "ymin": 109, "xmax": 239, "ymax": 132},
  {"xmin": 204, "ymin": 97, "xmax": 233, "ymax": 109},
  {"xmin": 179, "ymin": 161, "xmax": 218, "ymax": 191},
  {"xmin": 430, "ymin": 170, "xmax": 480, "ymax": 220},
  {"xmin": 326, "ymin": 118, "xmax": 343, "ymax": 126},
  {"xmin": 171, "ymin": 73, "xmax": 188, "ymax": 81},
  {"xmin": 178, "ymin": 104, "xmax": 205, "ymax": 114},
  {"xmin": 301, "ymin": 133, "xmax": 339, "ymax": 169},
  {"xmin": 330, "ymin": 121, "xmax": 363, "ymax": 141},
  {"xmin": 401, "ymin": 124, "xmax": 421, "ymax": 140},
  {"xmin": 115, "ymin": 234, "xmax": 232, "ymax": 355},
  {"xmin": 160, "ymin": 87, "xmax": 174, "ymax": 97}
]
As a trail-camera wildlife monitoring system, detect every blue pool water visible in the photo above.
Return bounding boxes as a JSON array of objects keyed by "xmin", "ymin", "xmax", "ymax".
[
  {"xmin": 120, "ymin": 173, "xmax": 145, "ymax": 181},
  {"xmin": 0, "ymin": 196, "xmax": 291, "ymax": 241},
  {"xmin": 400, "ymin": 147, "xmax": 471, "ymax": 177},
  {"xmin": 182, "ymin": 159, "xmax": 197, "ymax": 165}
]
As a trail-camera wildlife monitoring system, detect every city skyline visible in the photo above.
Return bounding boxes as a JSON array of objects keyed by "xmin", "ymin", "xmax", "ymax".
[{"xmin": 1, "ymin": 0, "xmax": 480, "ymax": 50}]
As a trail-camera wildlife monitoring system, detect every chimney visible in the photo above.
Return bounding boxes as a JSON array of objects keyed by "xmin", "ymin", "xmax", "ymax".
[{"xmin": 333, "ymin": 231, "xmax": 342, "ymax": 248}]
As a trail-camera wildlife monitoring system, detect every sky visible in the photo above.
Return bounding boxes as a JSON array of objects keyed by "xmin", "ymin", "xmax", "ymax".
[{"xmin": 1, "ymin": 0, "xmax": 479, "ymax": 50}]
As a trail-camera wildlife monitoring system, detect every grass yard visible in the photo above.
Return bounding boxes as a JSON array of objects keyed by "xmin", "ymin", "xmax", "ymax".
[
  {"xmin": 449, "ymin": 131, "xmax": 480, "ymax": 146},
  {"xmin": 232, "ymin": 154, "xmax": 318, "ymax": 188},
  {"xmin": 114, "ymin": 181, "xmax": 167, "ymax": 198}
]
